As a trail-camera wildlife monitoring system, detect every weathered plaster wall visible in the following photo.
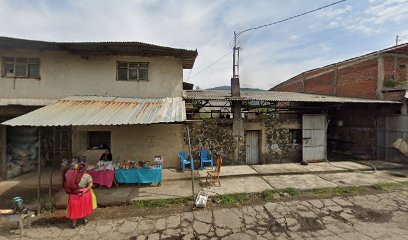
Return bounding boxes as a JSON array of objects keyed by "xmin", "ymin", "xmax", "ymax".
[
  {"xmin": 0, "ymin": 49, "xmax": 184, "ymax": 99},
  {"xmin": 72, "ymin": 124, "xmax": 184, "ymax": 168},
  {"xmin": 0, "ymin": 124, "xmax": 6, "ymax": 179}
]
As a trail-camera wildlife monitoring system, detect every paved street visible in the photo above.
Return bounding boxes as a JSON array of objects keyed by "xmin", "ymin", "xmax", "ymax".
[{"xmin": 2, "ymin": 189, "xmax": 408, "ymax": 240}]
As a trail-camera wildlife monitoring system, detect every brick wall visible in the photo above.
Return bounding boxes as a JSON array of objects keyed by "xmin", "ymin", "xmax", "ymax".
[
  {"xmin": 274, "ymin": 58, "xmax": 379, "ymax": 99},
  {"xmin": 336, "ymin": 59, "xmax": 378, "ymax": 99},
  {"xmin": 274, "ymin": 55, "xmax": 408, "ymax": 101}
]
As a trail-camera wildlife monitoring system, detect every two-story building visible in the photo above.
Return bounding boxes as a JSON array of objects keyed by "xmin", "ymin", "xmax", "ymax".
[{"xmin": 0, "ymin": 36, "xmax": 197, "ymax": 179}]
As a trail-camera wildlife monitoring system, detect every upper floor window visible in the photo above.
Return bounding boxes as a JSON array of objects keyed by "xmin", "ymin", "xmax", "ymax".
[
  {"xmin": 117, "ymin": 62, "xmax": 149, "ymax": 81},
  {"xmin": 2, "ymin": 57, "xmax": 40, "ymax": 78}
]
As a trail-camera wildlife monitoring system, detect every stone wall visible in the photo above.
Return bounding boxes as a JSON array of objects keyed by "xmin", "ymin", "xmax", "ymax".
[
  {"xmin": 184, "ymin": 115, "xmax": 301, "ymax": 165},
  {"xmin": 184, "ymin": 119, "xmax": 245, "ymax": 165},
  {"xmin": 259, "ymin": 114, "xmax": 302, "ymax": 164}
]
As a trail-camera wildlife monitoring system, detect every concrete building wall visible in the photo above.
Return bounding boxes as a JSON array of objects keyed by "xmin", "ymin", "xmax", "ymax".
[
  {"xmin": 72, "ymin": 124, "xmax": 184, "ymax": 168},
  {"xmin": 0, "ymin": 49, "xmax": 184, "ymax": 99},
  {"xmin": 0, "ymin": 125, "xmax": 6, "ymax": 179}
]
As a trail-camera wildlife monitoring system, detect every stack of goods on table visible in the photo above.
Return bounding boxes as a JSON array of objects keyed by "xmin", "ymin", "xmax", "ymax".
[
  {"xmin": 119, "ymin": 160, "xmax": 161, "ymax": 170},
  {"xmin": 89, "ymin": 160, "xmax": 118, "ymax": 171}
]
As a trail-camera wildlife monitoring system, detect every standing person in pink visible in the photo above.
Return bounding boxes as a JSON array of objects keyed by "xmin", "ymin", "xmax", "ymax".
[{"xmin": 64, "ymin": 163, "xmax": 97, "ymax": 228}]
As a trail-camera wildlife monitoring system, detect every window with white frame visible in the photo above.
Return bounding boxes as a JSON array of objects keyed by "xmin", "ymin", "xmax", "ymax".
[
  {"xmin": 2, "ymin": 57, "xmax": 40, "ymax": 78},
  {"xmin": 116, "ymin": 62, "xmax": 149, "ymax": 81}
]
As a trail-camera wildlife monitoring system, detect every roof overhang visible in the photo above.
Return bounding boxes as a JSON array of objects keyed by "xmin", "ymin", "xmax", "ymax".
[
  {"xmin": 0, "ymin": 98, "xmax": 56, "ymax": 106},
  {"xmin": 0, "ymin": 36, "xmax": 198, "ymax": 69},
  {"xmin": 1, "ymin": 96, "xmax": 186, "ymax": 126},
  {"xmin": 183, "ymin": 90, "xmax": 401, "ymax": 104}
]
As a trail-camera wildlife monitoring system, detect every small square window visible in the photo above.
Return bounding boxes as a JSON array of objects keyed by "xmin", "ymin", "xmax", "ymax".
[{"xmin": 116, "ymin": 62, "xmax": 149, "ymax": 81}]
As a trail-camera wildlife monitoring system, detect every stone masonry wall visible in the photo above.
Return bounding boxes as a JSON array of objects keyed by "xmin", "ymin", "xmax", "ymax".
[
  {"xmin": 183, "ymin": 119, "xmax": 245, "ymax": 165},
  {"xmin": 184, "ymin": 115, "xmax": 300, "ymax": 165},
  {"xmin": 259, "ymin": 114, "xmax": 301, "ymax": 164}
]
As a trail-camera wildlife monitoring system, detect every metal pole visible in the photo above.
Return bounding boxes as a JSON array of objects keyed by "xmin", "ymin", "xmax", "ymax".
[
  {"xmin": 37, "ymin": 128, "xmax": 42, "ymax": 213},
  {"xmin": 187, "ymin": 125, "xmax": 195, "ymax": 202}
]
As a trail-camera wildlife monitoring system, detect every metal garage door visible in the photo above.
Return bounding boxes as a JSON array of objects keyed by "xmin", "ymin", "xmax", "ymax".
[{"xmin": 302, "ymin": 114, "xmax": 327, "ymax": 162}]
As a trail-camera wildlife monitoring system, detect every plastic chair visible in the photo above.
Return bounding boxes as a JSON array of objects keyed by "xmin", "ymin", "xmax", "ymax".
[
  {"xmin": 199, "ymin": 149, "xmax": 214, "ymax": 170},
  {"xmin": 178, "ymin": 152, "xmax": 193, "ymax": 172}
]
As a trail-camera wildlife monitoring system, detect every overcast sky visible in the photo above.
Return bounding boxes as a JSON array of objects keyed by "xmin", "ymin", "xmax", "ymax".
[{"xmin": 1, "ymin": 0, "xmax": 408, "ymax": 89}]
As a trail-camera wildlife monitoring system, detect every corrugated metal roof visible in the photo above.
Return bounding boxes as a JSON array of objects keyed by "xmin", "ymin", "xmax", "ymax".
[
  {"xmin": 0, "ymin": 36, "xmax": 197, "ymax": 69},
  {"xmin": 0, "ymin": 98, "xmax": 56, "ymax": 106},
  {"xmin": 1, "ymin": 96, "xmax": 186, "ymax": 126},
  {"xmin": 183, "ymin": 90, "xmax": 400, "ymax": 104}
]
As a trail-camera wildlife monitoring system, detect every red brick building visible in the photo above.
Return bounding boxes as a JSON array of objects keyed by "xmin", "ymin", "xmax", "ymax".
[{"xmin": 272, "ymin": 43, "xmax": 408, "ymax": 103}]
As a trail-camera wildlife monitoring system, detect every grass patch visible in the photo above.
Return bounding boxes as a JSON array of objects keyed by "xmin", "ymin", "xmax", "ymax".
[
  {"xmin": 214, "ymin": 193, "xmax": 250, "ymax": 204},
  {"xmin": 370, "ymin": 182, "xmax": 408, "ymax": 191},
  {"xmin": 131, "ymin": 197, "xmax": 190, "ymax": 208},
  {"xmin": 261, "ymin": 182, "xmax": 408, "ymax": 201},
  {"xmin": 284, "ymin": 187, "xmax": 301, "ymax": 196},
  {"xmin": 262, "ymin": 190, "xmax": 277, "ymax": 201}
]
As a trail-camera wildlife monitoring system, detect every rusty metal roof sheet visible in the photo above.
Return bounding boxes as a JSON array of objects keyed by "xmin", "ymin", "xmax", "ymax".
[
  {"xmin": 1, "ymin": 96, "xmax": 186, "ymax": 126},
  {"xmin": 0, "ymin": 98, "xmax": 56, "ymax": 106},
  {"xmin": 183, "ymin": 90, "xmax": 400, "ymax": 104},
  {"xmin": 0, "ymin": 36, "xmax": 197, "ymax": 69}
]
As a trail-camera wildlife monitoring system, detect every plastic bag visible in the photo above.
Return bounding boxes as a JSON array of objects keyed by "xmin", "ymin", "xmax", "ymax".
[{"xmin": 195, "ymin": 191, "xmax": 208, "ymax": 208}]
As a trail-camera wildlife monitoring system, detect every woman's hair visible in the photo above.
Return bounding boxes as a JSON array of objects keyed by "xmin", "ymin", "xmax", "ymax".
[
  {"xmin": 107, "ymin": 147, "xmax": 111, "ymax": 153},
  {"xmin": 77, "ymin": 163, "xmax": 86, "ymax": 172}
]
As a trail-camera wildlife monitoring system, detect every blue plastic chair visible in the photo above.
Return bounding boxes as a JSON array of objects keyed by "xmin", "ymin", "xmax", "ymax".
[
  {"xmin": 178, "ymin": 151, "xmax": 193, "ymax": 172},
  {"xmin": 199, "ymin": 149, "xmax": 214, "ymax": 170}
]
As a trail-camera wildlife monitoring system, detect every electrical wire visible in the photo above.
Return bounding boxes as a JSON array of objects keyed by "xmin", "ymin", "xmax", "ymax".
[
  {"xmin": 189, "ymin": 50, "xmax": 232, "ymax": 80},
  {"xmin": 189, "ymin": 0, "xmax": 348, "ymax": 80},
  {"xmin": 235, "ymin": 0, "xmax": 348, "ymax": 38}
]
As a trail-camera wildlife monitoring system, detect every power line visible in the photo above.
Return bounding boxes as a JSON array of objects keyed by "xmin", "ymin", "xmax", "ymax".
[
  {"xmin": 236, "ymin": 0, "xmax": 348, "ymax": 38},
  {"xmin": 190, "ymin": 0, "xmax": 348, "ymax": 80},
  {"xmin": 189, "ymin": 50, "xmax": 232, "ymax": 80}
]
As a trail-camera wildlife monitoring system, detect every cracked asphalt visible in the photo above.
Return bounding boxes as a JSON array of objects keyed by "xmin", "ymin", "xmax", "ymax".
[{"xmin": 1, "ymin": 189, "xmax": 408, "ymax": 240}]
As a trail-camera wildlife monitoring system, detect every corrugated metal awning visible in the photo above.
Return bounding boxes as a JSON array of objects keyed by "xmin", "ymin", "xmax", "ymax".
[
  {"xmin": 183, "ymin": 90, "xmax": 400, "ymax": 104},
  {"xmin": 1, "ymin": 96, "xmax": 186, "ymax": 126}
]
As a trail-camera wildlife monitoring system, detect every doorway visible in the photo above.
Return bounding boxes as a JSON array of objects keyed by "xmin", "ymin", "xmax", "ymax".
[
  {"xmin": 245, "ymin": 130, "xmax": 260, "ymax": 164},
  {"xmin": 302, "ymin": 114, "xmax": 327, "ymax": 162}
]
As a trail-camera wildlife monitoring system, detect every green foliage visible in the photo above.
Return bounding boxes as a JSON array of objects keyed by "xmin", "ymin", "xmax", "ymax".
[
  {"xmin": 261, "ymin": 190, "xmax": 276, "ymax": 201},
  {"xmin": 131, "ymin": 197, "xmax": 190, "ymax": 208},
  {"xmin": 284, "ymin": 187, "xmax": 301, "ymax": 196},
  {"xmin": 215, "ymin": 193, "xmax": 250, "ymax": 204}
]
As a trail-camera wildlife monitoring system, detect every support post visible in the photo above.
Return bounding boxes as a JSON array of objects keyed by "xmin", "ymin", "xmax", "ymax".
[
  {"xmin": 186, "ymin": 125, "xmax": 195, "ymax": 202},
  {"xmin": 49, "ymin": 126, "xmax": 56, "ymax": 212},
  {"xmin": 377, "ymin": 55, "xmax": 385, "ymax": 100},
  {"xmin": 332, "ymin": 64, "xmax": 338, "ymax": 96},
  {"xmin": 37, "ymin": 128, "xmax": 42, "ymax": 213}
]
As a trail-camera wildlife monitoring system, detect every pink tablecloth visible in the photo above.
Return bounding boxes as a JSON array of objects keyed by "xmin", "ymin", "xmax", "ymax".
[{"xmin": 87, "ymin": 170, "xmax": 115, "ymax": 188}]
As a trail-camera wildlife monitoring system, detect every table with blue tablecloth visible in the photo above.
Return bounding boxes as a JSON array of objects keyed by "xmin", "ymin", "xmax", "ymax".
[{"xmin": 114, "ymin": 166, "xmax": 162, "ymax": 184}]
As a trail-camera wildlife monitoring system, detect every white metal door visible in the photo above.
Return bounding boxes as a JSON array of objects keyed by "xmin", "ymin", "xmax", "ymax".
[
  {"xmin": 246, "ymin": 130, "xmax": 260, "ymax": 164},
  {"xmin": 302, "ymin": 114, "xmax": 327, "ymax": 162}
]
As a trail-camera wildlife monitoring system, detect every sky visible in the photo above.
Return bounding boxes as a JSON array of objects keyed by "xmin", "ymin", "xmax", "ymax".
[{"xmin": 1, "ymin": 0, "xmax": 408, "ymax": 90}]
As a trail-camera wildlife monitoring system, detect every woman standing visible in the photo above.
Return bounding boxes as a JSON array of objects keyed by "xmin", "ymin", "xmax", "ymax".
[{"xmin": 64, "ymin": 163, "xmax": 97, "ymax": 228}]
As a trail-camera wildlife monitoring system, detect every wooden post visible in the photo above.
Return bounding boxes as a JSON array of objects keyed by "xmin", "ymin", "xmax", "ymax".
[
  {"xmin": 49, "ymin": 127, "xmax": 56, "ymax": 212},
  {"xmin": 37, "ymin": 128, "xmax": 42, "ymax": 213}
]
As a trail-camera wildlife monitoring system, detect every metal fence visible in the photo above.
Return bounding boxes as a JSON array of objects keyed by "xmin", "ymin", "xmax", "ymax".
[{"xmin": 377, "ymin": 115, "xmax": 408, "ymax": 163}]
